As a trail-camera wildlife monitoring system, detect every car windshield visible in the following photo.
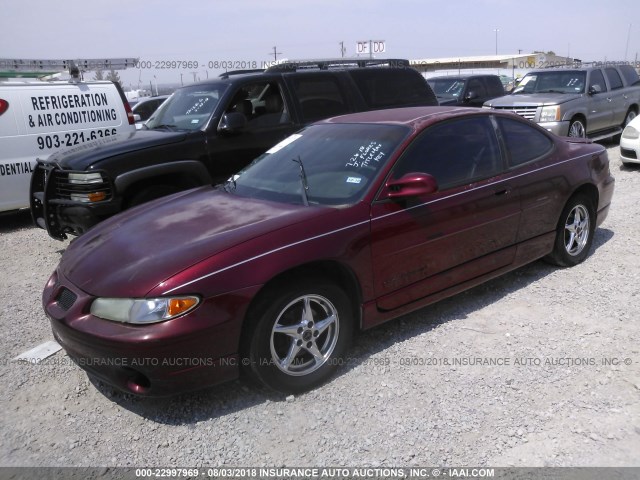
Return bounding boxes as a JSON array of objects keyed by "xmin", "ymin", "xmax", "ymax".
[
  {"xmin": 512, "ymin": 71, "xmax": 586, "ymax": 94},
  {"xmin": 229, "ymin": 123, "xmax": 410, "ymax": 206},
  {"xmin": 428, "ymin": 78, "xmax": 465, "ymax": 98},
  {"xmin": 146, "ymin": 84, "xmax": 227, "ymax": 131}
]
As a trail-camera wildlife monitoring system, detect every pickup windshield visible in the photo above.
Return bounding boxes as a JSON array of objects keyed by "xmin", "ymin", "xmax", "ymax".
[
  {"xmin": 146, "ymin": 84, "xmax": 227, "ymax": 131},
  {"xmin": 427, "ymin": 78, "xmax": 465, "ymax": 98},
  {"xmin": 229, "ymin": 123, "xmax": 410, "ymax": 206},
  {"xmin": 512, "ymin": 71, "xmax": 586, "ymax": 94}
]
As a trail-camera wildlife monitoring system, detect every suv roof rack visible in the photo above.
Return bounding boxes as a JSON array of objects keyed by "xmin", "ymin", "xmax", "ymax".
[
  {"xmin": 218, "ymin": 69, "xmax": 265, "ymax": 79},
  {"xmin": 266, "ymin": 58, "xmax": 410, "ymax": 72}
]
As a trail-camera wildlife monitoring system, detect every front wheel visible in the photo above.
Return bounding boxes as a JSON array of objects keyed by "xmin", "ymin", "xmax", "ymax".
[
  {"xmin": 246, "ymin": 279, "xmax": 353, "ymax": 393},
  {"xmin": 545, "ymin": 194, "xmax": 595, "ymax": 267},
  {"xmin": 568, "ymin": 119, "xmax": 586, "ymax": 138}
]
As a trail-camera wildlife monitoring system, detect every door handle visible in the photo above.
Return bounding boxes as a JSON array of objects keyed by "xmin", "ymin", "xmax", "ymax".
[{"xmin": 494, "ymin": 188, "xmax": 510, "ymax": 196}]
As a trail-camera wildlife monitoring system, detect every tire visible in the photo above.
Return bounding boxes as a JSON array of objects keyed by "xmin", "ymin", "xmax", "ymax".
[
  {"xmin": 622, "ymin": 109, "xmax": 637, "ymax": 129},
  {"xmin": 568, "ymin": 118, "xmax": 586, "ymax": 138},
  {"xmin": 127, "ymin": 185, "xmax": 180, "ymax": 208},
  {"xmin": 245, "ymin": 278, "xmax": 353, "ymax": 393},
  {"xmin": 545, "ymin": 194, "xmax": 596, "ymax": 267}
]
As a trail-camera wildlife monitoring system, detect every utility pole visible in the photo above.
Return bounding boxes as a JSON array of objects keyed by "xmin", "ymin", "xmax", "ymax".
[
  {"xmin": 339, "ymin": 41, "xmax": 346, "ymax": 58},
  {"xmin": 493, "ymin": 28, "xmax": 499, "ymax": 55},
  {"xmin": 624, "ymin": 23, "xmax": 632, "ymax": 61},
  {"xmin": 270, "ymin": 46, "xmax": 282, "ymax": 62},
  {"xmin": 191, "ymin": 71, "xmax": 198, "ymax": 82}
]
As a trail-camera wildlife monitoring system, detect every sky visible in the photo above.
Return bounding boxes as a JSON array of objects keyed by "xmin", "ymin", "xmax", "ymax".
[{"xmin": 1, "ymin": 0, "xmax": 639, "ymax": 90}]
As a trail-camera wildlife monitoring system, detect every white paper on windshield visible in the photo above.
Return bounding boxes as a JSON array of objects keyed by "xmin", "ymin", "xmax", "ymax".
[
  {"xmin": 267, "ymin": 134, "xmax": 302, "ymax": 154},
  {"xmin": 346, "ymin": 176, "xmax": 362, "ymax": 184}
]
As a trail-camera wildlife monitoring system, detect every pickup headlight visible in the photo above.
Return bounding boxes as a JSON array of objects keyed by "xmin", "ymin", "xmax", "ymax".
[
  {"xmin": 67, "ymin": 172, "xmax": 109, "ymax": 203},
  {"xmin": 91, "ymin": 296, "xmax": 200, "ymax": 324},
  {"xmin": 622, "ymin": 125, "xmax": 639, "ymax": 140},
  {"xmin": 540, "ymin": 106, "xmax": 561, "ymax": 123}
]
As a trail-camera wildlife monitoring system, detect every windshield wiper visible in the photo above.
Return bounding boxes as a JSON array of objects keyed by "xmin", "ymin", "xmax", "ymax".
[
  {"xmin": 292, "ymin": 156, "xmax": 310, "ymax": 206},
  {"xmin": 150, "ymin": 124, "xmax": 178, "ymax": 131},
  {"xmin": 537, "ymin": 89, "xmax": 566, "ymax": 94}
]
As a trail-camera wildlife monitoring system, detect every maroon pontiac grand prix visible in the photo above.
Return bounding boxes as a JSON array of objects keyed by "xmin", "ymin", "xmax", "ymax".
[{"xmin": 42, "ymin": 106, "xmax": 614, "ymax": 396}]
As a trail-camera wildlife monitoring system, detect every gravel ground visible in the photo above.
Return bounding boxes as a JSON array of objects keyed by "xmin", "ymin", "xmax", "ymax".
[{"xmin": 0, "ymin": 143, "xmax": 639, "ymax": 468}]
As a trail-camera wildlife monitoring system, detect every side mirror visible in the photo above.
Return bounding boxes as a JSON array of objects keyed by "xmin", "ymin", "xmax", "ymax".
[
  {"xmin": 218, "ymin": 112, "xmax": 247, "ymax": 133},
  {"xmin": 464, "ymin": 90, "xmax": 479, "ymax": 102},
  {"xmin": 133, "ymin": 113, "xmax": 142, "ymax": 122},
  {"xmin": 588, "ymin": 84, "xmax": 602, "ymax": 95},
  {"xmin": 386, "ymin": 173, "xmax": 438, "ymax": 199}
]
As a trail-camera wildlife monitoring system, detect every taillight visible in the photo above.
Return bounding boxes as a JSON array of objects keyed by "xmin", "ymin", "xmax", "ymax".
[
  {"xmin": 123, "ymin": 100, "xmax": 135, "ymax": 125},
  {"xmin": 0, "ymin": 99, "xmax": 8, "ymax": 116}
]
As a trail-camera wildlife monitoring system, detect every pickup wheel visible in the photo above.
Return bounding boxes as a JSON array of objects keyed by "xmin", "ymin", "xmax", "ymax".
[
  {"xmin": 568, "ymin": 118, "xmax": 586, "ymax": 138},
  {"xmin": 545, "ymin": 194, "xmax": 595, "ymax": 267},
  {"xmin": 127, "ymin": 185, "xmax": 180, "ymax": 208}
]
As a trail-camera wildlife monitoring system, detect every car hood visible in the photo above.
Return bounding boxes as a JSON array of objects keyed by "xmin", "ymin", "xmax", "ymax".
[
  {"xmin": 43, "ymin": 129, "xmax": 189, "ymax": 170},
  {"xmin": 484, "ymin": 93, "xmax": 583, "ymax": 107},
  {"xmin": 59, "ymin": 187, "xmax": 336, "ymax": 297}
]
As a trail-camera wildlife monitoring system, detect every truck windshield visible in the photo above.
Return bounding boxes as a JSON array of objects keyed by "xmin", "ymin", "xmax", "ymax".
[
  {"xmin": 512, "ymin": 71, "xmax": 586, "ymax": 94},
  {"xmin": 146, "ymin": 84, "xmax": 227, "ymax": 131},
  {"xmin": 427, "ymin": 78, "xmax": 465, "ymax": 98}
]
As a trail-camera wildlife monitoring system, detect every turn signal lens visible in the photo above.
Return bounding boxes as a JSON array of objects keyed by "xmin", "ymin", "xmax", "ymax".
[{"xmin": 168, "ymin": 297, "xmax": 199, "ymax": 316}]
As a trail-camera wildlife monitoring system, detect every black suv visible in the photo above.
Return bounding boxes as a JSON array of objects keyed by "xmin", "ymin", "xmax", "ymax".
[
  {"xmin": 31, "ymin": 59, "xmax": 438, "ymax": 240},
  {"xmin": 427, "ymin": 74, "xmax": 505, "ymax": 107}
]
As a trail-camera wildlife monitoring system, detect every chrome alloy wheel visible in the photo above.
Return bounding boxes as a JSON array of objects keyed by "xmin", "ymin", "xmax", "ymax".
[
  {"xmin": 270, "ymin": 294, "xmax": 339, "ymax": 376},
  {"xmin": 568, "ymin": 120, "xmax": 586, "ymax": 138},
  {"xmin": 564, "ymin": 204, "xmax": 590, "ymax": 256}
]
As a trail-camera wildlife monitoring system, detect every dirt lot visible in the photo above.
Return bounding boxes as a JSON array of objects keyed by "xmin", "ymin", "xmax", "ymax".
[{"xmin": 0, "ymin": 143, "xmax": 638, "ymax": 468}]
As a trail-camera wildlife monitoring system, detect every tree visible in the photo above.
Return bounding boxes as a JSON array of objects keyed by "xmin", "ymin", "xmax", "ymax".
[
  {"xmin": 93, "ymin": 68, "xmax": 105, "ymax": 81},
  {"xmin": 105, "ymin": 69, "xmax": 122, "ymax": 87}
]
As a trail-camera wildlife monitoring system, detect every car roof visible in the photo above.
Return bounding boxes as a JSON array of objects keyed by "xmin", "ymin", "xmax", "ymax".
[
  {"xmin": 428, "ymin": 74, "xmax": 497, "ymax": 80},
  {"xmin": 321, "ymin": 106, "xmax": 482, "ymax": 128}
]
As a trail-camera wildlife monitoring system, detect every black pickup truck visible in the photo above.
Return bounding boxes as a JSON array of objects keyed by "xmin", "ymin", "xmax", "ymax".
[{"xmin": 31, "ymin": 59, "xmax": 438, "ymax": 240}]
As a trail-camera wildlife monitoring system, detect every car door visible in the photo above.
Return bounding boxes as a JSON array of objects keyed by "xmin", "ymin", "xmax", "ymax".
[
  {"xmin": 370, "ymin": 115, "xmax": 520, "ymax": 311},
  {"xmin": 603, "ymin": 67, "xmax": 627, "ymax": 126},
  {"xmin": 585, "ymin": 69, "xmax": 613, "ymax": 133},
  {"xmin": 207, "ymin": 80, "xmax": 298, "ymax": 182}
]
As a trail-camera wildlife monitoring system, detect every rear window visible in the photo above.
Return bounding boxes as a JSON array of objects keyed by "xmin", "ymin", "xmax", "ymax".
[
  {"xmin": 349, "ymin": 69, "xmax": 438, "ymax": 108},
  {"xmin": 497, "ymin": 117, "xmax": 553, "ymax": 166},
  {"xmin": 288, "ymin": 75, "xmax": 350, "ymax": 123},
  {"xmin": 604, "ymin": 68, "xmax": 624, "ymax": 90}
]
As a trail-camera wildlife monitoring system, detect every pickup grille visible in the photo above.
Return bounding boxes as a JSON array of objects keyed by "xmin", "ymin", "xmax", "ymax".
[
  {"xmin": 490, "ymin": 106, "xmax": 538, "ymax": 120},
  {"xmin": 52, "ymin": 170, "xmax": 112, "ymax": 201}
]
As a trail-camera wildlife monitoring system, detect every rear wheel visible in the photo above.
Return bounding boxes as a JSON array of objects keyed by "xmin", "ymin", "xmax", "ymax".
[
  {"xmin": 545, "ymin": 194, "xmax": 595, "ymax": 267},
  {"xmin": 622, "ymin": 109, "xmax": 637, "ymax": 129},
  {"xmin": 568, "ymin": 118, "xmax": 586, "ymax": 138},
  {"xmin": 246, "ymin": 278, "xmax": 353, "ymax": 393}
]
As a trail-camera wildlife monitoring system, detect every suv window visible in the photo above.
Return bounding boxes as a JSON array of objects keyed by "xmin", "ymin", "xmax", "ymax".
[
  {"xmin": 350, "ymin": 69, "xmax": 437, "ymax": 108},
  {"xmin": 289, "ymin": 75, "xmax": 350, "ymax": 123},
  {"xmin": 497, "ymin": 117, "xmax": 553, "ymax": 166},
  {"xmin": 589, "ymin": 70, "xmax": 607, "ymax": 92},
  {"xmin": 392, "ymin": 117, "xmax": 502, "ymax": 188},
  {"xmin": 224, "ymin": 81, "xmax": 290, "ymax": 129},
  {"xmin": 604, "ymin": 68, "xmax": 624, "ymax": 90},
  {"xmin": 467, "ymin": 78, "xmax": 488, "ymax": 97},
  {"xmin": 485, "ymin": 76, "xmax": 505, "ymax": 96},
  {"xmin": 618, "ymin": 65, "xmax": 640, "ymax": 86}
]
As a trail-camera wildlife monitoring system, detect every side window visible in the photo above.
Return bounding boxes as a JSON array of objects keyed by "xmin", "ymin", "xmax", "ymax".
[
  {"xmin": 618, "ymin": 65, "xmax": 640, "ymax": 86},
  {"xmin": 224, "ymin": 82, "xmax": 290, "ymax": 129},
  {"xmin": 486, "ymin": 77, "xmax": 505, "ymax": 96},
  {"xmin": 392, "ymin": 117, "xmax": 502, "ymax": 189},
  {"xmin": 289, "ymin": 75, "xmax": 349, "ymax": 123},
  {"xmin": 497, "ymin": 117, "xmax": 553, "ymax": 166},
  {"xmin": 467, "ymin": 78, "xmax": 488, "ymax": 97},
  {"xmin": 589, "ymin": 70, "xmax": 606, "ymax": 92},
  {"xmin": 349, "ymin": 69, "xmax": 437, "ymax": 107},
  {"xmin": 604, "ymin": 68, "xmax": 624, "ymax": 90}
]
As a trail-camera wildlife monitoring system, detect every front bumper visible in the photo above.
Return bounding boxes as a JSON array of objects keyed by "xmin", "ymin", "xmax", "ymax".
[
  {"xmin": 43, "ymin": 270, "xmax": 256, "ymax": 396},
  {"xmin": 620, "ymin": 137, "xmax": 640, "ymax": 164},
  {"xmin": 30, "ymin": 162, "xmax": 121, "ymax": 240},
  {"xmin": 537, "ymin": 120, "xmax": 570, "ymax": 137}
]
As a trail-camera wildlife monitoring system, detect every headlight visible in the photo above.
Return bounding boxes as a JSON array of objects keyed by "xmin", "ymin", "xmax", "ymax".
[
  {"xmin": 622, "ymin": 125, "xmax": 639, "ymax": 140},
  {"xmin": 540, "ymin": 106, "xmax": 561, "ymax": 123},
  {"xmin": 68, "ymin": 172, "xmax": 104, "ymax": 184},
  {"xmin": 90, "ymin": 296, "xmax": 200, "ymax": 324}
]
